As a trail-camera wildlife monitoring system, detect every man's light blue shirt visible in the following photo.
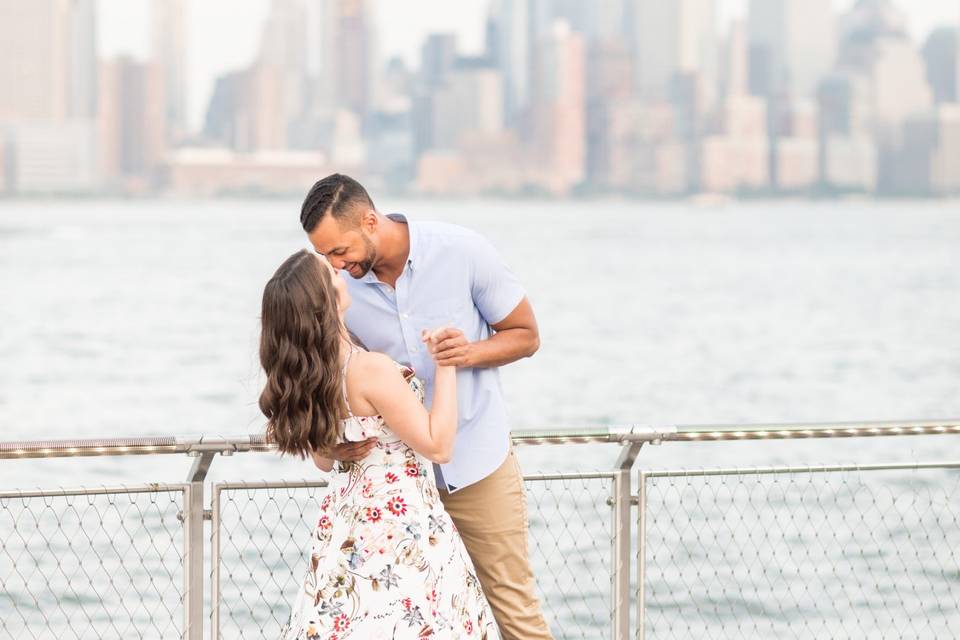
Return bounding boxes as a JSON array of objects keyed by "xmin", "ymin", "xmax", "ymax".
[{"xmin": 343, "ymin": 214, "xmax": 525, "ymax": 491}]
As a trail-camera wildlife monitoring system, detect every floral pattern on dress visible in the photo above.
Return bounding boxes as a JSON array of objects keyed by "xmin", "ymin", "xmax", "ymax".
[{"xmin": 281, "ymin": 363, "xmax": 494, "ymax": 640}]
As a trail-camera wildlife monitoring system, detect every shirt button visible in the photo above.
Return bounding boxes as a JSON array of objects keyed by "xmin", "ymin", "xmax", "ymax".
[{"xmin": 401, "ymin": 313, "xmax": 409, "ymax": 318}]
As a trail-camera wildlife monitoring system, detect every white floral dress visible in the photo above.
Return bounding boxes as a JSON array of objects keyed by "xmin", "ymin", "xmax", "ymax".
[{"xmin": 281, "ymin": 350, "xmax": 494, "ymax": 640}]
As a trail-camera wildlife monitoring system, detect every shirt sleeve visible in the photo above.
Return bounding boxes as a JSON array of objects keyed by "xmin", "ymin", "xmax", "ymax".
[{"xmin": 467, "ymin": 233, "xmax": 526, "ymax": 326}]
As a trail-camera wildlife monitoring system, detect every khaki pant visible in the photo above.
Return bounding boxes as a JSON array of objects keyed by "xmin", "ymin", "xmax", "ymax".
[{"xmin": 439, "ymin": 447, "xmax": 554, "ymax": 640}]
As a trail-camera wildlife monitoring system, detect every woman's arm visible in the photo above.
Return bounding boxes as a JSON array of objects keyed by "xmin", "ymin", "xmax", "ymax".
[
  {"xmin": 309, "ymin": 448, "xmax": 334, "ymax": 472},
  {"xmin": 356, "ymin": 350, "xmax": 457, "ymax": 464}
]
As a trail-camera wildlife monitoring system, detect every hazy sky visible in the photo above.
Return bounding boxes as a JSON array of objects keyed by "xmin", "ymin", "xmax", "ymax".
[{"xmin": 96, "ymin": 0, "xmax": 959, "ymax": 130}]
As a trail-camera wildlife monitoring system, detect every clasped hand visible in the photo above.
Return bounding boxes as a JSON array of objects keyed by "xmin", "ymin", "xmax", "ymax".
[{"xmin": 326, "ymin": 326, "xmax": 467, "ymax": 463}]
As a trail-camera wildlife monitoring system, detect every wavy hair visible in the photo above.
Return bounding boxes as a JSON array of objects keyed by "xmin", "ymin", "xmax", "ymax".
[{"xmin": 259, "ymin": 249, "xmax": 346, "ymax": 458}]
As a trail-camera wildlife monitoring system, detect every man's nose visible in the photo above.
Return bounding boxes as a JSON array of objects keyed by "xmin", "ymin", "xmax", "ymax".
[{"xmin": 329, "ymin": 257, "xmax": 346, "ymax": 269}]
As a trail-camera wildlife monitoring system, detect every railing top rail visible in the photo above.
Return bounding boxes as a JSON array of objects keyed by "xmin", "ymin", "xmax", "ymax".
[
  {"xmin": 1, "ymin": 419, "xmax": 957, "ymax": 459},
  {"xmin": 662, "ymin": 419, "xmax": 960, "ymax": 441}
]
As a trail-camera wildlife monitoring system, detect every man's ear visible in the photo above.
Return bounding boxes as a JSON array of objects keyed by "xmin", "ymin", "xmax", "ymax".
[{"xmin": 360, "ymin": 208, "xmax": 378, "ymax": 233}]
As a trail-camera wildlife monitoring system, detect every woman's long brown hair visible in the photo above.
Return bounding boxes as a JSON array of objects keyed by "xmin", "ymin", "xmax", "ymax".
[{"xmin": 259, "ymin": 249, "xmax": 346, "ymax": 458}]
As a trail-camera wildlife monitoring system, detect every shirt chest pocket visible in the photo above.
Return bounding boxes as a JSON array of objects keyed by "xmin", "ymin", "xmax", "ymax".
[{"xmin": 417, "ymin": 296, "xmax": 469, "ymax": 330}]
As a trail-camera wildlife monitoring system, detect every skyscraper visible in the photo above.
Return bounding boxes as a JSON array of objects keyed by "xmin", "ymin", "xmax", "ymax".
[
  {"xmin": 69, "ymin": 0, "xmax": 97, "ymax": 119},
  {"xmin": 890, "ymin": 106, "xmax": 960, "ymax": 195},
  {"xmin": 151, "ymin": 0, "xmax": 188, "ymax": 143},
  {"xmin": 260, "ymin": 0, "xmax": 307, "ymax": 70},
  {"xmin": 701, "ymin": 20, "xmax": 772, "ymax": 194},
  {"xmin": 557, "ymin": 0, "xmax": 626, "ymax": 44},
  {"xmin": 817, "ymin": 71, "xmax": 877, "ymax": 192},
  {"xmin": 303, "ymin": 0, "xmax": 377, "ymax": 120},
  {"xmin": 489, "ymin": 0, "xmax": 532, "ymax": 126},
  {"xmin": 584, "ymin": 37, "xmax": 634, "ymax": 186},
  {"xmin": 305, "ymin": 0, "xmax": 338, "ymax": 113},
  {"xmin": 430, "ymin": 59, "xmax": 504, "ymax": 151},
  {"xmin": 336, "ymin": 0, "xmax": 375, "ymax": 115},
  {"xmin": 99, "ymin": 57, "xmax": 166, "ymax": 179},
  {"xmin": 836, "ymin": 0, "xmax": 936, "ymax": 193},
  {"xmin": 0, "ymin": 0, "xmax": 98, "ymax": 192},
  {"xmin": 530, "ymin": 19, "xmax": 586, "ymax": 193},
  {"xmin": 412, "ymin": 34, "xmax": 458, "ymax": 155},
  {"xmin": 721, "ymin": 18, "xmax": 749, "ymax": 100},
  {"xmin": 421, "ymin": 34, "xmax": 459, "ymax": 90},
  {"xmin": 0, "ymin": 0, "xmax": 95, "ymax": 121},
  {"xmin": 258, "ymin": 0, "xmax": 309, "ymax": 147},
  {"xmin": 922, "ymin": 27, "xmax": 958, "ymax": 104},
  {"xmin": 627, "ymin": 0, "xmax": 718, "ymax": 110},
  {"xmin": 203, "ymin": 64, "xmax": 287, "ymax": 152},
  {"xmin": 837, "ymin": 0, "xmax": 933, "ymax": 133},
  {"xmin": 748, "ymin": 0, "xmax": 836, "ymax": 101},
  {"xmin": 747, "ymin": 0, "xmax": 835, "ymax": 190}
]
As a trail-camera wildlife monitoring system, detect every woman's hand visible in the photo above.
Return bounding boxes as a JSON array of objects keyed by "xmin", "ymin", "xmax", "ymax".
[{"xmin": 422, "ymin": 327, "xmax": 465, "ymax": 367}]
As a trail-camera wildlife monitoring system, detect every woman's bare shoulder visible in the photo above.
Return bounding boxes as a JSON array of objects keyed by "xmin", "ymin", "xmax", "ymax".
[{"xmin": 351, "ymin": 351, "xmax": 399, "ymax": 379}]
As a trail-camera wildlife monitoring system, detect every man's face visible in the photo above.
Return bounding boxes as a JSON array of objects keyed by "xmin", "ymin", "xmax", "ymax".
[{"xmin": 307, "ymin": 210, "xmax": 377, "ymax": 279}]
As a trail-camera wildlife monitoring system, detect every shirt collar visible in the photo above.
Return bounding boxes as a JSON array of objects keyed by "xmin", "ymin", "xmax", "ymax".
[
  {"xmin": 390, "ymin": 212, "xmax": 419, "ymax": 272},
  {"xmin": 359, "ymin": 212, "xmax": 417, "ymax": 284}
]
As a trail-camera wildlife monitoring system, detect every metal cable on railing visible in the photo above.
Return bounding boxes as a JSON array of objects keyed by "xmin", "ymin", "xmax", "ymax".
[
  {"xmin": 0, "ymin": 484, "xmax": 188, "ymax": 640},
  {"xmin": 637, "ymin": 461, "xmax": 960, "ymax": 639}
]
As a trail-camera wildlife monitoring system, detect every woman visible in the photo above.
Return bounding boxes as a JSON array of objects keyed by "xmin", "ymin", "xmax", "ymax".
[{"xmin": 259, "ymin": 249, "xmax": 493, "ymax": 639}]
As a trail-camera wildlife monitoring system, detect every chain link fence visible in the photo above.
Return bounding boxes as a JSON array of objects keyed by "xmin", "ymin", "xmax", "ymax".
[
  {"xmin": 639, "ymin": 463, "xmax": 960, "ymax": 639},
  {"xmin": 211, "ymin": 481, "xmax": 328, "ymax": 640},
  {"xmin": 525, "ymin": 473, "xmax": 616, "ymax": 639},
  {"xmin": 210, "ymin": 473, "xmax": 618, "ymax": 639},
  {"xmin": 0, "ymin": 485, "xmax": 187, "ymax": 640}
]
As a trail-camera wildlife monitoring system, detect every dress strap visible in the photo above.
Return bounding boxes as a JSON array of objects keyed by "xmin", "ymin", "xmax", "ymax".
[{"xmin": 341, "ymin": 346, "xmax": 357, "ymax": 417}]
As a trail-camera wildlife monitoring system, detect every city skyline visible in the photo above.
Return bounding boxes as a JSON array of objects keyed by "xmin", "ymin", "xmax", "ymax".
[
  {"xmin": 3, "ymin": 0, "xmax": 959, "ymax": 198},
  {"xmin": 96, "ymin": 0, "xmax": 960, "ymax": 130}
]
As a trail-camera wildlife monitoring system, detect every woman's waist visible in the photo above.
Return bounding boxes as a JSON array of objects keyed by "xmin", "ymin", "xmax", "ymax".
[
  {"xmin": 333, "ymin": 452, "xmax": 432, "ymax": 477},
  {"xmin": 327, "ymin": 465, "xmax": 437, "ymax": 502}
]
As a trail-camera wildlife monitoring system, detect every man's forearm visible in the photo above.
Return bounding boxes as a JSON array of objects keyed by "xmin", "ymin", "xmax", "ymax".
[{"xmin": 467, "ymin": 327, "xmax": 540, "ymax": 368}]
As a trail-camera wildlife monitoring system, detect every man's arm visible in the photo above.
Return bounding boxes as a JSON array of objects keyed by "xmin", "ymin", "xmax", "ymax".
[
  {"xmin": 431, "ymin": 296, "xmax": 539, "ymax": 368},
  {"xmin": 324, "ymin": 438, "xmax": 378, "ymax": 463}
]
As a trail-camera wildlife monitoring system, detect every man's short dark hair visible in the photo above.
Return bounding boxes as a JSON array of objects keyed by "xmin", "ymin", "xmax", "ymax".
[{"xmin": 300, "ymin": 173, "xmax": 376, "ymax": 233}]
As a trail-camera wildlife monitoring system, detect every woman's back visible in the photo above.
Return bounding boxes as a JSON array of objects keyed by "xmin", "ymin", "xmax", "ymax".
[{"xmin": 280, "ymin": 349, "xmax": 494, "ymax": 639}]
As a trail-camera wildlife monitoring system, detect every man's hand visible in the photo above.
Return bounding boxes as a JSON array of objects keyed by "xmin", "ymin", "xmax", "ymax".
[
  {"xmin": 325, "ymin": 437, "xmax": 377, "ymax": 462},
  {"xmin": 425, "ymin": 327, "xmax": 473, "ymax": 367}
]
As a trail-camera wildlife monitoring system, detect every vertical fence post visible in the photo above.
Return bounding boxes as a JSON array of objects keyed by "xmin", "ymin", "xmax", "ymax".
[
  {"xmin": 184, "ymin": 452, "xmax": 215, "ymax": 640},
  {"xmin": 612, "ymin": 441, "xmax": 643, "ymax": 640},
  {"xmin": 636, "ymin": 471, "xmax": 647, "ymax": 640},
  {"xmin": 210, "ymin": 483, "xmax": 222, "ymax": 640}
]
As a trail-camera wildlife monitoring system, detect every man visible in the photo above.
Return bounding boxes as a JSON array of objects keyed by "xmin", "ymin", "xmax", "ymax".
[{"xmin": 300, "ymin": 173, "xmax": 553, "ymax": 640}]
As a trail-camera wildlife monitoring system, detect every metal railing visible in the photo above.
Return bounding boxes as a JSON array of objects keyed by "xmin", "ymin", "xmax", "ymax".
[
  {"xmin": 1, "ymin": 419, "xmax": 958, "ymax": 639},
  {"xmin": 0, "ymin": 484, "xmax": 188, "ymax": 639},
  {"xmin": 637, "ymin": 461, "xmax": 960, "ymax": 638}
]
